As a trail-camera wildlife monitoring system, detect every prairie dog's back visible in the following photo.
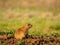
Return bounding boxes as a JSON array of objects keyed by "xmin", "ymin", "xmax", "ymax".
[{"xmin": 14, "ymin": 24, "xmax": 32, "ymax": 39}]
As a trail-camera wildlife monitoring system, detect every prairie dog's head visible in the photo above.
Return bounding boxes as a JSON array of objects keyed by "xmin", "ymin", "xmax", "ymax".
[
  {"xmin": 23, "ymin": 24, "xmax": 32, "ymax": 30},
  {"xmin": 27, "ymin": 24, "xmax": 32, "ymax": 28}
]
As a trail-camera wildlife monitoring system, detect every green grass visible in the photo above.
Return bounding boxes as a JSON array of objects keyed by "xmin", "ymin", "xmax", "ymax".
[
  {"xmin": 49, "ymin": 24, "xmax": 60, "ymax": 30},
  {"xmin": 0, "ymin": 6, "xmax": 60, "ymax": 36}
]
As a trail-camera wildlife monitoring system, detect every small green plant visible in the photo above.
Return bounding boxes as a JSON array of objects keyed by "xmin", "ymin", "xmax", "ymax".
[
  {"xmin": 0, "ymin": 32, "xmax": 5, "ymax": 35},
  {"xmin": 16, "ymin": 41, "xmax": 22, "ymax": 45}
]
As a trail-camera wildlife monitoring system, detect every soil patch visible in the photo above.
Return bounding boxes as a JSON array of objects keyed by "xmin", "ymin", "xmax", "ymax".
[{"xmin": 0, "ymin": 35, "xmax": 60, "ymax": 45}]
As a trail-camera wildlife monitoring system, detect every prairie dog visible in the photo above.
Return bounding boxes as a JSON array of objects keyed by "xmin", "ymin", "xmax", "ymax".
[{"xmin": 14, "ymin": 24, "xmax": 32, "ymax": 40}]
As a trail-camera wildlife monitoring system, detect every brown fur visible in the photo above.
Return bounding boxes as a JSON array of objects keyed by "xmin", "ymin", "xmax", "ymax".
[{"xmin": 14, "ymin": 24, "xmax": 32, "ymax": 40}]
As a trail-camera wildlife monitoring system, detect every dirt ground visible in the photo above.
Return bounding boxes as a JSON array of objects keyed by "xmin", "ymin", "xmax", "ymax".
[{"xmin": 0, "ymin": 34, "xmax": 60, "ymax": 45}]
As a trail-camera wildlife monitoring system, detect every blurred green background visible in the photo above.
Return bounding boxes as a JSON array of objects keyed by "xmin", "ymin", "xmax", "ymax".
[{"xmin": 0, "ymin": 0, "xmax": 60, "ymax": 36}]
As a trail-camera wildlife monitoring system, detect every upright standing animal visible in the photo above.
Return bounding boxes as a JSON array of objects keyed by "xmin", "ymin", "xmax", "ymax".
[{"xmin": 14, "ymin": 24, "xmax": 32, "ymax": 40}]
